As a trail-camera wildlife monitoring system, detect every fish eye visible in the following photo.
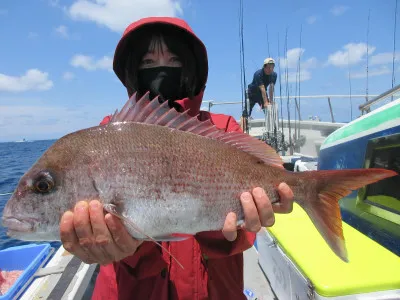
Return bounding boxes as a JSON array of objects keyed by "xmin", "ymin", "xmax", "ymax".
[{"xmin": 34, "ymin": 172, "xmax": 55, "ymax": 194}]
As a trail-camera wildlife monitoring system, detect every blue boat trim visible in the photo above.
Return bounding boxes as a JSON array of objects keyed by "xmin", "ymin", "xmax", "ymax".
[{"xmin": 340, "ymin": 209, "xmax": 400, "ymax": 256}]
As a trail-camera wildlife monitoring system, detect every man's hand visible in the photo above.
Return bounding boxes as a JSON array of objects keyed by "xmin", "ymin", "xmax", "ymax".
[
  {"xmin": 222, "ymin": 183, "xmax": 294, "ymax": 241},
  {"xmin": 60, "ymin": 200, "xmax": 142, "ymax": 265}
]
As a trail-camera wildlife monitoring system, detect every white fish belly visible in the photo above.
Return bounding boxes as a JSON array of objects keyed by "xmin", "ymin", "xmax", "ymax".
[{"xmin": 121, "ymin": 192, "xmax": 236, "ymax": 239}]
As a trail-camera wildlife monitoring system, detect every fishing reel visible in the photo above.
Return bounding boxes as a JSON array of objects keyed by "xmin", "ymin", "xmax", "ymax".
[{"xmin": 261, "ymin": 131, "xmax": 289, "ymax": 153}]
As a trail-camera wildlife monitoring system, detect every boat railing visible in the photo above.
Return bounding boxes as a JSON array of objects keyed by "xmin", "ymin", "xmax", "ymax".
[
  {"xmin": 202, "ymin": 89, "xmax": 399, "ymax": 154},
  {"xmin": 202, "ymin": 93, "xmax": 388, "ymax": 155},
  {"xmin": 202, "ymin": 93, "xmax": 379, "ymax": 124},
  {"xmin": 359, "ymin": 83, "xmax": 400, "ymax": 114}
]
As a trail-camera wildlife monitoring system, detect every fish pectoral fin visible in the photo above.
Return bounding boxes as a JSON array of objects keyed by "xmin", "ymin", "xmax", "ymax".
[
  {"xmin": 103, "ymin": 203, "xmax": 141, "ymax": 237},
  {"xmin": 103, "ymin": 204, "xmax": 185, "ymax": 269}
]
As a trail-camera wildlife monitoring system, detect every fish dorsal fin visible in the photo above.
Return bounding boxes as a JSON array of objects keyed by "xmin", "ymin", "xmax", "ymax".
[{"xmin": 110, "ymin": 93, "xmax": 283, "ymax": 168}]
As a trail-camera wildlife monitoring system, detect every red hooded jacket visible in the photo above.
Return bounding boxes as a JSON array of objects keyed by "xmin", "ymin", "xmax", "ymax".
[{"xmin": 91, "ymin": 17, "xmax": 256, "ymax": 300}]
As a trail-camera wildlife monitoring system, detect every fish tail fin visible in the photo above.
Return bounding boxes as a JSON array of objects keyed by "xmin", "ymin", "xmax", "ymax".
[{"xmin": 294, "ymin": 168, "xmax": 397, "ymax": 262}]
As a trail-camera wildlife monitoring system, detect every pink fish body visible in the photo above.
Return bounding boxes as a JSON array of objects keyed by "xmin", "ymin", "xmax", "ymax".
[{"xmin": 2, "ymin": 93, "xmax": 397, "ymax": 262}]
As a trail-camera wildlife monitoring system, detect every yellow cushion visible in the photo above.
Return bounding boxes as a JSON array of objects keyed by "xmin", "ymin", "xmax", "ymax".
[{"xmin": 267, "ymin": 203, "xmax": 400, "ymax": 297}]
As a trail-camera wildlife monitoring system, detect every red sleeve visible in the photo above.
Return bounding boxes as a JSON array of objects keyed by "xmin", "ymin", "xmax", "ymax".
[
  {"xmin": 195, "ymin": 230, "xmax": 256, "ymax": 259},
  {"xmin": 225, "ymin": 116, "xmax": 243, "ymax": 133},
  {"xmin": 100, "ymin": 115, "xmax": 112, "ymax": 125},
  {"xmin": 200, "ymin": 112, "xmax": 242, "ymax": 133},
  {"xmin": 118, "ymin": 242, "xmax": 166, "ymax": 280}
]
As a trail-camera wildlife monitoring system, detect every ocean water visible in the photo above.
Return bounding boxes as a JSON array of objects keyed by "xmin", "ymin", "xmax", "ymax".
[{"xmin": 0, "ymin": 139, "xmax": 61, "ymax": 250}]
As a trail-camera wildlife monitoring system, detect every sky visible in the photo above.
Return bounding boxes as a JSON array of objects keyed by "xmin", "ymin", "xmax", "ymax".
[{"xmin": 0, "ymin": 0, "xmax": 399, "ymax": 142}]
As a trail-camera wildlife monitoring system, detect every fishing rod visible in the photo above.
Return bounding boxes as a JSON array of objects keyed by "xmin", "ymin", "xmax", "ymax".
[
  {"xmin": 293, "ymin": 26, "xmax": 303, "ymax": 146},
  {"xmin": 366, "ymin": 9, "xmax": 371, "ymax": 102},
  {"xmin": 239, "ymin": 0, "xmax": 249, "ymax": 133},
  {"xmin": 284, "ymin": 27, "xmax": 293, "ymax": 155},
  {"xmin": 239, "ymin": 1, "xmax": 244, "ymax": 116},
  {"xmin": 266, "ymin": 24, "xmax": 271, "ymax": 57},
  {"xmin": 297, "ymin": 25, "xmax": 302, "ymax": 142},
  {"xmin": 392, "ymin": 0, "xmax": 398, "ymax": 101},
  {"xmin": 265, "ymin": 24, "xmax": 279, "ymax": 151},
  {"xmin": 277, "ymin": 34, "xmax": 286, "ymax": 153},
  {"xmin": 294, "ymin": 34, "xmax": 299, "ymax": 149},
  {"xmin": 294, "ymin": 60, "xmax": 298, "ymax": 151},
  {"xmin": 348, "ymin": 54, "xmax": 353, "ymax": 120}
]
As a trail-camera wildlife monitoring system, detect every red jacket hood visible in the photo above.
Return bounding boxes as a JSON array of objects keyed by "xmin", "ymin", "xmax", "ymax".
[{"xmin": 113, "ymin": 17, "xmax": 208, "ymax": 116}]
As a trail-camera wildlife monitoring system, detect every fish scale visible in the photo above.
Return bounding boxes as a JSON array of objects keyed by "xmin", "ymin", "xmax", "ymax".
[{"xmin": 87, "ymin": 123, "xmax": 262, "ymax": 235}]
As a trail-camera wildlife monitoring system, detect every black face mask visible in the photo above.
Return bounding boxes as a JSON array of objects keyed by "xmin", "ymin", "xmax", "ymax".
[{"xmin": 137, "ymin": 67, "xmax": 182, "ymax": 102}]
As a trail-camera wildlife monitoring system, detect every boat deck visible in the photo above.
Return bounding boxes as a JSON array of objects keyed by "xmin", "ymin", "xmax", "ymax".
[
  {"xmin": 243, "ymin": 246, "xmax": 276, "ymax": 300},
  {"xmin": 19, "ymin": 242, "xmax": 275, "ymax": 299},
  {"xmin": 19, "ymin": 246, "xmax": 97, "ymax": 300}
]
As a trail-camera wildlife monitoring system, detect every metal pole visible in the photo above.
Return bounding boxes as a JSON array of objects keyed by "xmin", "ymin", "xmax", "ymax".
[
  {"xmin": 327, "ymin": 97, "xmax": 335, "ymax": 123},
  {"xmin": 359, "ymin": 83, "xmax": 400, "ymax": 112}
]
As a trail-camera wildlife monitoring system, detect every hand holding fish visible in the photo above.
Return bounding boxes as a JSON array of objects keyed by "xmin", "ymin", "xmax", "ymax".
[
  {"xmin": 222, "ymin": 183, "xmax": 294, "ymax": 241},
  {"xmin": 60, "ymin": 200, "xmax": 142, "ymax": 265}
]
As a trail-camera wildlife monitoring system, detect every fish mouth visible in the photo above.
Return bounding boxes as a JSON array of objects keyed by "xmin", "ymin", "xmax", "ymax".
[{"xmin": 2, "ymin": 216, "xmax": 35, "ymax": 233}]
